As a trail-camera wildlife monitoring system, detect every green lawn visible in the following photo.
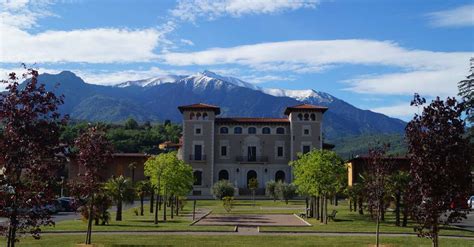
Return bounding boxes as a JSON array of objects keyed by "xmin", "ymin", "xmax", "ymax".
[
  {"xmin": 258, "ymin": 200, "xmax": 474, "ymax": 237},
  {"xmin": 45, "ymin": 202, "xmax": 234, "ymax": 232},
  {"xmin": 17, "ymin": 234, "xmax": 474, "ymax": 247}
]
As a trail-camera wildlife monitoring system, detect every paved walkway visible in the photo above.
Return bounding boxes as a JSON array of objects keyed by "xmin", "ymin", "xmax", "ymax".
[{"xmin": 195, "ymin": 214, "xmax": 309, "ymax": 226}]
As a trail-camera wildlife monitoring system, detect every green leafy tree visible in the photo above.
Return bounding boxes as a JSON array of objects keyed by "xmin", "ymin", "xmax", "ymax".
[
  {"xmin": 212, "ymin": 180, "xmax": 235, "ymax": 200},
  {"xmin": 265, "ymin": 180, "xmax": 278, "ymax": 201},
  {"xmin": 135, "ymin": 180, "xmax": 152, "ymax": 216},
  {"xmin": 458, "ymin": 57, "xmax": 473, "ymax": 124},
  {"xmin": 275, "ymin": 181, "xmax": 297, "ymax": 204},
  {"xmin": 104, "ymin": 176, "xmax": 135, "ymax": 221},
  {"xmin": 290, "ymin": 150, "xmax": 345, "ymax": 223},
  {"xmin": 124, "ymin": 117, "xmax": 139, "ymax": 130}
]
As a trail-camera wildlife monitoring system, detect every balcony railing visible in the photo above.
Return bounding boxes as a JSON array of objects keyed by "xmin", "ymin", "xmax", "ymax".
[
  {"xmin": 189, "ymin": 154, "xmax": 207, "ymax": 161},
  {"xmin": 235, "ymin": 156, "xmax": 268, "ymax": 163}
]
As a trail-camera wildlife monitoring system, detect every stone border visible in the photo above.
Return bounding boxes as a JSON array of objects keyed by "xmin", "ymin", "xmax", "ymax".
[
  {"xmin": 293, "ymin": 213, "xmax": 312, "ymax": 226},
  {"xmin": 189, "ymin": 210, "xmax": 213, "ymax": 226}
]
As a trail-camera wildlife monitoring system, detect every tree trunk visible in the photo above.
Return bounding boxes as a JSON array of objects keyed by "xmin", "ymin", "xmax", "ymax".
[
  {"xmin": 116, "ymin": 199, "xmax": 122, "ymax": 221},
  {"xmin": 163, "ymin": 192, "xmax": 167, "ymax": 222},
  {"xmin": 354, "ymin": 197, "xmax": 357, "ymax": 212},
  {"xmin": 193, "ymin": 200, "xmax": 196, "ymax": 220},
  {"xmin": 376, "ymin": 201, "xmax": 380, "ymax": 247},
  {"xmin": 176, "ymin": 197, "xmax": 179, "ymax": 216},
  {"xmin": 306, "ymin": 197, "xmax": 310, "ymax": 218},
  {"xmin": 324, "ymin": 195, "xmax": 328, "ymax": 224},
  {"xmin": 140, "ymin": 195, "xmax": 144, "ymax": 216},
  {"xmin": 150, "ymin": 189, "xmax": 155, "ymax": 214},
  {"xmin": 349, "ymin": 199, "xmax": 353, "ymax": 212},
  {"xmin": 316, "ymin": 196, "xmax": 320, "ymax": 220},
  {"xmin": 86, "ymin": 198, "xmax": 94, "ymax": 245},
  {"xmin": 395, "ymin": 192, "xmax": 401, "ymax": 226},
  {"xmin": 358, "ymin": 197, "xmax": 363, "ymax": 215},
  {"xmin": 170, "ymin": 195, "xmax": 174, "ymax": 219},
  {"xmin": 320, "ymin": 195, "xmax": 324, "ymax": 223},
  {"xmin": 154, "ymin": 193, "xmax": 159, "ymax": 224},
  {"xmin": 432, "ymin": 224, "xmax": 439, "ymax": 247},
  {"xmin": 402, "ymin": 203, "xmax": 408, "ymax": 227},
  {"xmin": 7, "ymin": 213, "xmax": 17, "ymax": 247},
  {"xmin": 335, "ymin": 195, "xmax": 338, "ymax": 206}
]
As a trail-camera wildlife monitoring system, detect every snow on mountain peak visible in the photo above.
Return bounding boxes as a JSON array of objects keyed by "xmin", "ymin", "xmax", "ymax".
[
  {"xmin": 116, "ymin": 75, "xmax": 184, "ymax": 88},
  {"xmin": 262, "ymin": 88, "xmax": 334, "ymax": 103}
]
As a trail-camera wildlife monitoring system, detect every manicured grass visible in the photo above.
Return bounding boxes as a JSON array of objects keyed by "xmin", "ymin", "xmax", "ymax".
[
  {"xmin": 194, "ymin": 199, "xmax": 306, "ymax": 214},
  {"xmin": 259, "ymin": 200, "xmax": 474, "ymax": 237},
  {"xmin": 45, "ymin": 202, "xmax": 234, "ymax": 232},
  {"xmin": 17, "ymin": 234, "xmax": 474, "ymax": 247}
]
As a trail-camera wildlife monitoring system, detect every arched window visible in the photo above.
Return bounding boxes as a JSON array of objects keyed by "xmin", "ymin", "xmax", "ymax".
[
  {"xmin": 247, "ymin": 170, "xmax": 257, "ymax": 189},
  {"xmin": 193, "ymin": 170, "xmax": 202, "ymax": 186},
  {"xmin": 218, "ymin": 170, "xmax": 229, "ymax": 181},
  {"xmin": 196, "ymin": 112, "xmax": 202, "ymax": 120},
  {"xmin": 262, "ymin": 127, "xmax": 271, "ymax": 134},
  {"xmin": 220, "ymin": 127, "xmax": 229, "ymax": 134},
  {"xmin": 304, "ymin": 113, "xmax": 309, "ymax": 121},
  {"xmin": 234, "ymin": 127, "xmax": 242, "ymax": 134},
  {"xmin": 276, "ymin": 127, "xmax": 285, "ymax": 134},
  {"xmin": 275, "ymin": 170, "xmax": 285, "ymax": 182},
  {"xmin": 297, "ymin": 113, "xmax": 303, "ymax": 121},
  {"xmin": 248, "ymin": 127, "xmax": 257, "ymax": 134},
  {"xmin": 190, "ymin": 112, "xmax": 195, "ymax": 120},
  {"xmin": 310, "ymin": 113, "xmax": 316, "ymax": 121},
  {"xmin": 203, "ymin": 112, "xmax": 208, "ymax": 120}
]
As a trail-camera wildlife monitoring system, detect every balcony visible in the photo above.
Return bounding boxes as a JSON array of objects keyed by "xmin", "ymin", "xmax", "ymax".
[
  {"xmin": 235, "ymin": 156, "xmax": 269, "ymax": 163},
  {"xmin": 189, "ymin": 154, "xmax": 207, "ymax": 161}
]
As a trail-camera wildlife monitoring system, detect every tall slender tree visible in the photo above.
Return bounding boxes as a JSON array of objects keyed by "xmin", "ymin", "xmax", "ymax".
[
  {"xmin": 73, "ymin": 126, "xmax": 113, "ymax": 245},
  {"xmin": 105, "ymin": 176, "xmax": 135, "ymax": 221},
  {"xmin": 406, "ymin": 94, "xmax": 472, "ymax": 247},
  {"xmin": 0, "ymin": 68, "xmax": 68, "ymax": 247}
]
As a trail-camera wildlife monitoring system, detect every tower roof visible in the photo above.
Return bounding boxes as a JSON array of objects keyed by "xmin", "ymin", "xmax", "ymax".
[
  {"xmin": 284, "ymin": 103, "xmax": 328, "ymax": 115},
  {"xmin": 178, "ymin": 103, "xmax": 221, "ymax": 114}
]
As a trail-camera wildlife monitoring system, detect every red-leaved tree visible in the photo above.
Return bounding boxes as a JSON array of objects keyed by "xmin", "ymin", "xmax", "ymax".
[
  {"xmin": 0, "ymin": 68, "xmax": 68, "ymax": 247},
  {"xmin": 72, "ymin": 126, "xmax": 113, "ymax": 245},
  {"xmin": 406, "ymin": 94, "xmax": 472, "ymax": 247}
]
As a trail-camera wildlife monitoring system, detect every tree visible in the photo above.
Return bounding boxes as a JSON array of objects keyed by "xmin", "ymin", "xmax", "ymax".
[
  {"xmin": 0, "ymin": 68, "xmax": 68, "ymax": 247},
  {"xmin": 144, "ymin": 152, "xmax": 193, "ymax": 223},
  {"xmin": 275, "ymin": 182, "xmax": 297, "ymax": 204},
  {"xmin": 265, "ymin": 180, "xmax": 278, "ymax": 201},
  {"xmin": 248, "ymin": 178, "xmax": 259, "ymax": 206},
  {"xmin": 458, "ymin": 57, "xmax": 473, "ymax": 124},
  {"xmin": 124, "ymin": 117, "xmax": 139, "ymax": 130},
  {"xmin": 73, "ymin": 126, "xmax": 113, "ymax": 245},
  {"xmin": 212, "ymin": 180, "xmax": 235, "ymax": 200},
  {"xmin": 290, "ymin": 150, "xmax": 345, "ymax": 223},
  {"xmin": 135, "ymin": 180, "xmax": 152, "ymax": 216},
  {"xmin": 364, "ymin": 144, "xmax": 393, "ymax": 247},
  {"xmin": 387, "ymin": 171, "xmax": 411, "ymax": 227},
  {"xmin": 406, "ymin": 94, "xmax": 472, "ymax": 247},
  {"xmin": 105, "ymin": 176, "xmax": 135, "ymax": 221},
  {"xmin": 128, "ymin": 162, "xmax": 137, "ymax": 183}
]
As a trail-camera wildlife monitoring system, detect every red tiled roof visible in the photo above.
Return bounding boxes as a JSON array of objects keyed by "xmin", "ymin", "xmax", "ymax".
[
  {"xmin": 215, "ymin": 117, "xmax": 290, "ymax": 124},
  {"xmin": 178, "ymin": 103, "xmax": 221, "ymax": 114},
  {"xmin": 284, "ymin": 104, "xmax": 328, "ymax": 115}
]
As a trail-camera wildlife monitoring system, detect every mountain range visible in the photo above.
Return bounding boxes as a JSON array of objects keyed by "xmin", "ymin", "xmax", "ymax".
[{"xmin": 17, "ymin": 70, "xmax": 406, "ymax": 140}]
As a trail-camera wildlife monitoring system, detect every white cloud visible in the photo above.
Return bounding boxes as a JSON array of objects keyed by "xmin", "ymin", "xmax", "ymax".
[
  {"xmin": 180, "ymin": 39, "xmax": 195, "ymax": 46},
  {"xmin": 426, "ymin": 4, "xmax": 474, "ymax": 27},
  {"xmin": 161, "ymin": 39, "xmax": 473, "ymax": 97},
  {"xmin": 371, "ymin": 103, "xmax": 421, "ymax": 120},
  {"xmin": 171, "ymin": 0, "xmax": 318, "ymax": 22}
]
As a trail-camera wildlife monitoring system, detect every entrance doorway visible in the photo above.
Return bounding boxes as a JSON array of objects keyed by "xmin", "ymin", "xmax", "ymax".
[{"xmin": 247, "ymin": 170, "xmax": 257, "ymax": 188}]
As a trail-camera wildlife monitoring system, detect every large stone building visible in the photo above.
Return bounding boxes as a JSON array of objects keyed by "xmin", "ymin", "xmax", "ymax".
[{"xmin": 177, "ymin": 103, "xmax": 328, "ymax": 196}]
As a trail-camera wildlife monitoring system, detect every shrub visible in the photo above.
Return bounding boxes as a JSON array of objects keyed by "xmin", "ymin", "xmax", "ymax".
[
  {"xmin": 275, "ymin": 181, "xmax": 298, "ymax": 204},
  {"xmin": 223, "ymin": 196, "xmax": 234, "ymax": 212},
  {"xmin": 212, "ymin": 180, "xmax": 235, "ymax": 200},
  {"xmin": 266, "ymin": 180, "xmax": 278, "ymax": 201}
]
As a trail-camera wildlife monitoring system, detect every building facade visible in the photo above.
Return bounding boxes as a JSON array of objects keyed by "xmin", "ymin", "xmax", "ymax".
[{"xmin": 178, "ymin": 103, "xmax": 328, "ymax": 196}]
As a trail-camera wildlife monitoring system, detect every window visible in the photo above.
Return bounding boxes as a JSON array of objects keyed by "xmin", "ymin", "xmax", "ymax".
[
  {"xmin": 248, "ymin": 127, "xmax": 256, "ymax": 134},
  {"xmin": 234, "ymin": 127, "xmax": 242, "ymax": 134},
  {"xmin": 190, "ymin": 112, "xmax": 195, "ymax": 120},
  {"xmin": 304, "ymin": 113, "xmax": 309, "ymax": 121},
  {"xmin": 310, "ymin": 113, "xmax": 316, "ymax": 121},
  {"xmin": 203, "ymin": 112, "xmax": 208, "ymax": 120},
  {"xmin": 276, "ymin": 127, "xmax": 285, "ymax": 134},
  {"xmin": 195, "ymin": 128, "xmax": 202, "ymax": 135},
  {"xmin": 275, "ymin": 170, "xmax": 285, "ymax": 182},
  {"xmin": 218, "ymin": 170, "xmax": 229, "ymax": 181},
  {"xmin": 297, "ymin": 113, "xmax": 303, "ymax": 121},
  {"xmin": 303, "ymin": 126, "xmax": 311, "ymax": 136},
  {"xmin": 302, "ymin": 145, "xmax": 311, "ymax": 154},
  {"xmin": 220, "ymin": 127, "xmax": 229, "ymax": 134},
  {"xmin": 196, "ymin": 112, "xmax": 201, "ymax": 120},
  {"xmin": 262, "ymin": 127, "xmax": 271, "ymax": 134},
  {"xmin": 194, "ymin": 145, "xmax": 202, "ymax": 160},
  {"xmin": 277, "ymin": 146, "xmax": 284, "ymax": 157},
  {"xmin": 221, "ymin": 146, "xmax": 227, "ymax": 156},
  {"xmin": 193, "ymin": 170, "xmax": 202, "ymax": 186}
]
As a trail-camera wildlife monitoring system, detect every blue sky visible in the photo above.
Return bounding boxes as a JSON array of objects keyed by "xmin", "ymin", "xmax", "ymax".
[{"xmin": 0, "ymin": 0, "xmax": 473, "ymax": 120}]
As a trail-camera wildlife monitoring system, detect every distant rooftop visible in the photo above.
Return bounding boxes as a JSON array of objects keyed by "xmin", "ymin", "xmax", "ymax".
[
  {"xmin": 178, "ymin": 103, "xmax": 221, "ymax": 114},
  {"xmin": 284, "ymin": 104, "xmax": 328, "ymax": 115}
]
